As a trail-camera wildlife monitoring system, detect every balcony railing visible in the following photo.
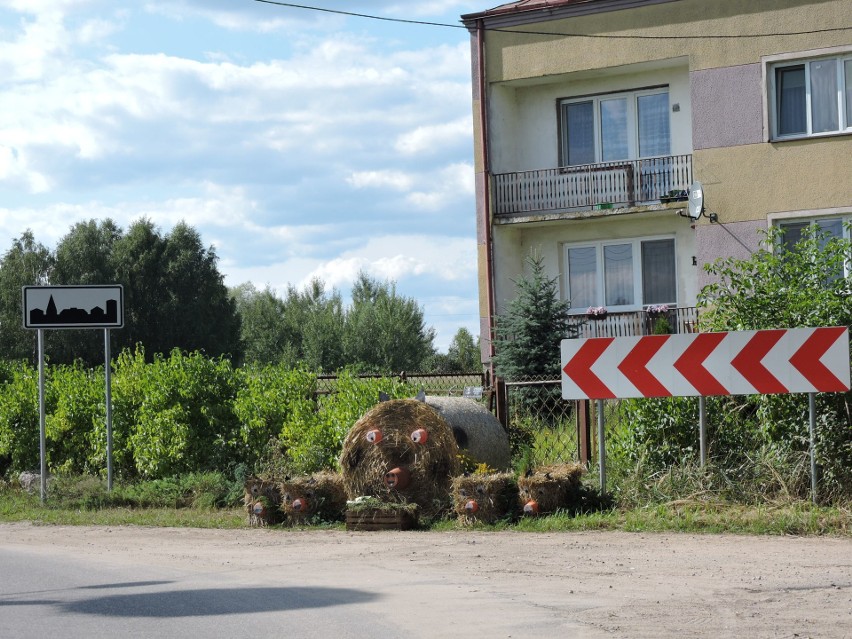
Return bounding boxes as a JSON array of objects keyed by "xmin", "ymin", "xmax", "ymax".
[
  {"xmin": 492, "ymin": 154, "xmax": 692, "ymax": 216},
  {"xmin": 567, "ymin": 307, "xmax": 699, "ymax": 339}
]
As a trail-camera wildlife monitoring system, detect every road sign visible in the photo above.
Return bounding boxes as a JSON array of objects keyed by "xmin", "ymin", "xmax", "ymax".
[
  {"xmin": 561, "ymin": 327, "xmax": 850, "ymax": 400},
  {"xmin": 23, "ymin": 285, "xmax": 124, "ymax": 329}
]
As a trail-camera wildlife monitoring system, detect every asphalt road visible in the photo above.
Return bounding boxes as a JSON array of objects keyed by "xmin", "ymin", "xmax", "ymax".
[{"xmin": 1, "ymin": 523, "xmax": 851, "ymax": 638}]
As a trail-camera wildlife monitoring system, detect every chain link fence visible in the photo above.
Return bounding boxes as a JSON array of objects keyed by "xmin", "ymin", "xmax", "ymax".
[
  {"xmin": 499, "ymin": 377, "xmax": 628, "ymax": 470},
  {"xmin": 315, "ymin": 372, "xmax": 488, "ymax": 398}
]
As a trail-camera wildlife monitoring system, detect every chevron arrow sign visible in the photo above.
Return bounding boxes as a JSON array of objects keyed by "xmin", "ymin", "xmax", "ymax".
[{"xmin": 561, "ymin": 327, "xmax": 850, "ymax": 400}]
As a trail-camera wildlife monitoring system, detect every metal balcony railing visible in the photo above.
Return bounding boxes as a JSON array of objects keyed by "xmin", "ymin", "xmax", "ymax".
[{"xmin": 492, "ymin": 154, "xmax": 692, "ymax": 216}]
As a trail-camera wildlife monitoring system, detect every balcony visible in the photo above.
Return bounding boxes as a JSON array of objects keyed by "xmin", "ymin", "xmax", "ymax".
[
  {"xmin": 492, "ymin": 155, "xmax": 692, "ymax": 216},
  {"xmin": 567, "ymin": 306, "xmax": 699, "ymax": 339}
]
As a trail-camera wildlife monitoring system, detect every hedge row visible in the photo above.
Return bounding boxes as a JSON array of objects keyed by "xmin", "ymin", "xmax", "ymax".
[{"xmin": 0, "ymin": 347, "xmax": 415, "ymax": 480}]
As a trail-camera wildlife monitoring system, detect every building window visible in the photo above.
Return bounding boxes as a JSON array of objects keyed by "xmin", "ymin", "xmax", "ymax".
[
  {"xmin": 560, "ymin": 89, "xmax": 670, "ymax": 166},
  {"xmin": 770, "ymin": 54, "xmax": 852, "ymax": 139},
  {"xmin": 564, "ymin": 237, "xmax": 676, "ymax": 312},
  {"xmin": 777, "ymin": 216, "xmax": 851, "ymax": 278}
]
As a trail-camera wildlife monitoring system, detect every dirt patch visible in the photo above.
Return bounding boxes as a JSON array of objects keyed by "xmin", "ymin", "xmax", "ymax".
[{"xmin": 1, "ymin": 522, "xmax": 850, "ymax": 637}]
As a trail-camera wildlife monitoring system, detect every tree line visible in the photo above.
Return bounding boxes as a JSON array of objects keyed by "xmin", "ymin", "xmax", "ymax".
[{"xmin": 0, "ymin": 219, "xmax": 479, "ymax": 372}]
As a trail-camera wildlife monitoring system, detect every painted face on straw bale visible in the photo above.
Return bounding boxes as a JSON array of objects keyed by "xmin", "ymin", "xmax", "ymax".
[
  {"xmin": 339, "ymin": 396, "xmax": 460, "ymax": 515},
  {"xmin": 244, "ymin": 477, "xmax": 282, "ymax": 525},
  {"xmin": 279, "ymin": 472, "xmax": 346, "ymax": 522}
]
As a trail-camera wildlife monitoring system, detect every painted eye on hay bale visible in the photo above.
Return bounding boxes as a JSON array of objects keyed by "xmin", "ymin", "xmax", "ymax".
[
  {"xmin": 410, "ymin": 428, "xmax": 429, "ymax": 444},
  {"xmin": 366, "ymin": 429, "xmax": 383, "ymax": 444}
]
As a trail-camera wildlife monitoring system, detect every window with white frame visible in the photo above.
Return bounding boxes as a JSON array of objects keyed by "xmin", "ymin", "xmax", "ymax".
[
  {"xmin": 769, "ymin": 53, "xmax": 852, "ymax": 139},
  {"xmin": 777, "ymin": 215, "xmax": 851, "ymax": 277},
  {"xmin": 564, "ymin": 237, "xmax": 676, "ymax": 311},
  {"xmin": 560, "ymin": 88, "xmax": 671, "ymax": 166}
]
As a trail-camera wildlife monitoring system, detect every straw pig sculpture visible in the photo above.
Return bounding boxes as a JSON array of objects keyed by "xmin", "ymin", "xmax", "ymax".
[
  {"xmin": 452, "ymin": 472, "xmax": 518, "ymax": 525},
  {"xmin": 244, "ymin": 477, "xmax": 283, "ymax": 527},
  {"xmin": 339, "ymin": 397, "xmax": 460, "ymax": 518},
  {"xmin": 424, "ymin": 396, "xmax": 511, "ymax": 471},
  {"xmin": 279, "ymin": 471, "xmax": 347, "ymax": 525},
  {"xmin": 517, "ymin": 463, "xmax": 585, "ymax": 516}
]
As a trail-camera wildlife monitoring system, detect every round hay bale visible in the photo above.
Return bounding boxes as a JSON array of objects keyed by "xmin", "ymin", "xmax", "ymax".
[
  {"xmin": 517, "ymin": 463, "xmax": 585, "ymax": 516},
  {"xmin": 452, "ymin": 472, "xmax": 518, "ymax": 525},
  {"xmin": 243, "ymin": 477, "xmax": 283, "ymax": 527},
  {"xmin": 339, "ymin": 399, "xmax": 460, "ymax": 518},
  {"xmin": 425, "ymin": 396, "xmax": 510, "ymax": 471},
  {"xmin": 279, "ymin": 471, "xmax": 347, "ymax": 525}
]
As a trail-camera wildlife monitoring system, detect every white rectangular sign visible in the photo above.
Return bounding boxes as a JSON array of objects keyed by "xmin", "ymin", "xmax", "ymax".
[{"xmin": 23, "ymin": 285, "xmax": 124, "ymax": 329}]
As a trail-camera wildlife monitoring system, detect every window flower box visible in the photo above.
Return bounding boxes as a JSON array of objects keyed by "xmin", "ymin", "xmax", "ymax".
[{"xmin": 586, "ymin": 306, "xmax": 608, "ymax": 320}]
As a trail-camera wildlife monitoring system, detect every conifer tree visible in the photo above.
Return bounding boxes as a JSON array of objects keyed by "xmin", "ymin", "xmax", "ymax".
[{"xmin": 493, "ymin": 251, "xmax": 574, "ymax": 380}]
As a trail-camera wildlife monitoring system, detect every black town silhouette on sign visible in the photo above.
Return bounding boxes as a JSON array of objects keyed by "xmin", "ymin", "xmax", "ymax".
[{"xmin": 29, "ymin": 295, "xmax": 119, "ymax": 326}]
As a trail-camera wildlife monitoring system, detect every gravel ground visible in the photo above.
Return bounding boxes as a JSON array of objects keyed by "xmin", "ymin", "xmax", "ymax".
[{"xmin": 1, "ymin": 522, "xmax": 851, "ymax": 637}]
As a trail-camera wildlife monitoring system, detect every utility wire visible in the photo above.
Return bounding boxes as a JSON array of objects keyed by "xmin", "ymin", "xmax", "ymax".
[{"xmin": 254, "ymin": 0, "xmax": 852, "ymax": 40}]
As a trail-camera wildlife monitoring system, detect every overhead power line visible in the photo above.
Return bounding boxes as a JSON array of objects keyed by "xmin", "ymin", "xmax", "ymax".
[{"xmin": 253, "ymin": 0, "xmax": 852, "ymax": 40}]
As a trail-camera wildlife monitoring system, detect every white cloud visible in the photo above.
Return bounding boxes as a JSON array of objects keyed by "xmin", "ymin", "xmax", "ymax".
[
  {"xmin": 303, "ymin": 234, "xmax": 475, "ymax": 288},
  {"xmin": 405, "ymin": 162, "xmax": 474, "ymax": 211},
  {"xmin": 395, "ymin": 117, "xmax": 472, "ymax": 155},
  {"xmin": 347, "ymin": 170, "xmax": 414, "ymax": 191}
]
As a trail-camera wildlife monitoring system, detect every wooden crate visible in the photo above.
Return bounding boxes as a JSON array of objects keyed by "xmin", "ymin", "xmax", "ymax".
[{"xmin": 345, "ymin": 508, "xmax": 417, "ymax": 531}]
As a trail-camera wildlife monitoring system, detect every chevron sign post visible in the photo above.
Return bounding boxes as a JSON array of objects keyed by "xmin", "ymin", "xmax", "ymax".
[{"xmin": 562, "ymin": 327, "xmax": 850, "ymax": 400}]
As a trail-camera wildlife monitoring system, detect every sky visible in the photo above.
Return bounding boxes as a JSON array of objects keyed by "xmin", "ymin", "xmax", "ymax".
[{"xmin": 0, "ymin": 0, "xmax": 490, "ymax": 352}]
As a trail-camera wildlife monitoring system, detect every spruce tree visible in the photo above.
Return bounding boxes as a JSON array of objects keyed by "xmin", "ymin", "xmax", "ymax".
[{"xmin": 493, "ymin": 251, "xmax": 574, "ymax": 380}]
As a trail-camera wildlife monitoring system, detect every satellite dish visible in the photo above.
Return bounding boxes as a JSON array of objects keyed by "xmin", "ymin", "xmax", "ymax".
[{"xmin": 687, "ymin": 181, "xmax": 704, "ymax": 220}]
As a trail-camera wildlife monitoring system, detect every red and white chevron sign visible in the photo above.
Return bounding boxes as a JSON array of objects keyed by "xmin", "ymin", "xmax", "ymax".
[{"xmin": 561, "ymin": 327, "xmax": 850, "ymax": 400}]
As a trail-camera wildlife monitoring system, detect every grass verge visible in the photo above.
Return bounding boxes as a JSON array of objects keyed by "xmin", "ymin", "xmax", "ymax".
[{"xmin": 3, "ymin": 488, "xmax": 849, "ymax": 535}]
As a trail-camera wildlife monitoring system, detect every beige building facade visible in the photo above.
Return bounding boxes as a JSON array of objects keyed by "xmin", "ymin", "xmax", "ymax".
[{"xmin": 462, "ymin": 0, "xmax": 852, "ymax": 366}]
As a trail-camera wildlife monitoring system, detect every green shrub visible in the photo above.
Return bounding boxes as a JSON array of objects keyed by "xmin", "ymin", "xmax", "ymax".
[
  {"xmin": 278, "ymin": 369, "xmax": 415, "ymax": 474},
  {"xmin": 0, "ymin": 361, "xmax": 41, "ymax": 475},
  {"xmin": 47, "ymin": 363, "xmax": 104, "ymax": 475}
]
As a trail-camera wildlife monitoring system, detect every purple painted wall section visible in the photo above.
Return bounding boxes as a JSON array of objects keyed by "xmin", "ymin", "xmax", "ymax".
[
  {"xmin": 692, "ymin": 64, "xmax": 764, "ymax": 150},
  {"xmin": 696, "ymin": 219, "xmax": 764, "ymax": 292}
]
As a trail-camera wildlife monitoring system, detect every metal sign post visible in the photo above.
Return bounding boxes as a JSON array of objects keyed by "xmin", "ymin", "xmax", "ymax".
[
  {"xmin": 23, "ymin": 286, "xmax": 124, "ymax": 501},
  {"xmin": 38, "ymin": 329, "xmax": 46, "ymax": 504},
  {"xmin": 105, "ymin": 329, "xmax": 113, "ymax": 491}
]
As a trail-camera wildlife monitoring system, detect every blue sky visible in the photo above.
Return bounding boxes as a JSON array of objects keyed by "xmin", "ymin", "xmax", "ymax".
[{"xmin": 0, "ymin": 0, "xmax": 488, "ymax": 351}]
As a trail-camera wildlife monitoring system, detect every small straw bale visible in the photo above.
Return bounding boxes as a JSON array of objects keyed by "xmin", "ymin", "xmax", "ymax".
[
  {"xmin": 339, "ymin": 398, "xmax": 460, "ymax": 518},
  {"xmin": 517, "ymin": 463, "xmax": 585, "ymax": 516},
  {"xmin": 244, "ymin": 477, "xmax": 283, "ymax": 527},
  {"xmin": 279, "ymin": 471, "xmax": 347, "ymax": 525},
  {"xmin": 452, "ymin": 472, "xmax": 518, "ymax": 525},
  {"xmin": 425, "ymin": 397, "xmax": 511, "ymax": 471}
]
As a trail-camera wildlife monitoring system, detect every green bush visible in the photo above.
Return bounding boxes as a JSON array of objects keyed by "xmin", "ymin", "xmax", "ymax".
[
  {"xmin": 277, "ymin": 369, "xmax": 415, "ymax": 475},
  {"xmin": 0, "ymin": 361, "xmax": 41, "ymax": 475},
  {"xmin": 233, "ymin": 364, "xmax": 317, "ymax": 469},
  {"xmin": 47, "ymin": 363, "xmax": 104, "ymax": 475},
  {"xmin": 611, "ymin": 224, "xmax": 852, "ymax": 502}
]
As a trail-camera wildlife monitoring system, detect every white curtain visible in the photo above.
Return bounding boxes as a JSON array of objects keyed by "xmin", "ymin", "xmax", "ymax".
[
  {"xmin": 637, "ymin": 93, "xmax": 670, "ymax": 158},
  {"xmin": 567, "ymin": 246, "xmax": 597, "ymax": 308},
  {"xmin": 604, "ymin": 243, "xmax": 634, "ymax": 306},
  {"xmin": 810, "ymin": 59, "xmax": 839, "ymax": 133}
]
